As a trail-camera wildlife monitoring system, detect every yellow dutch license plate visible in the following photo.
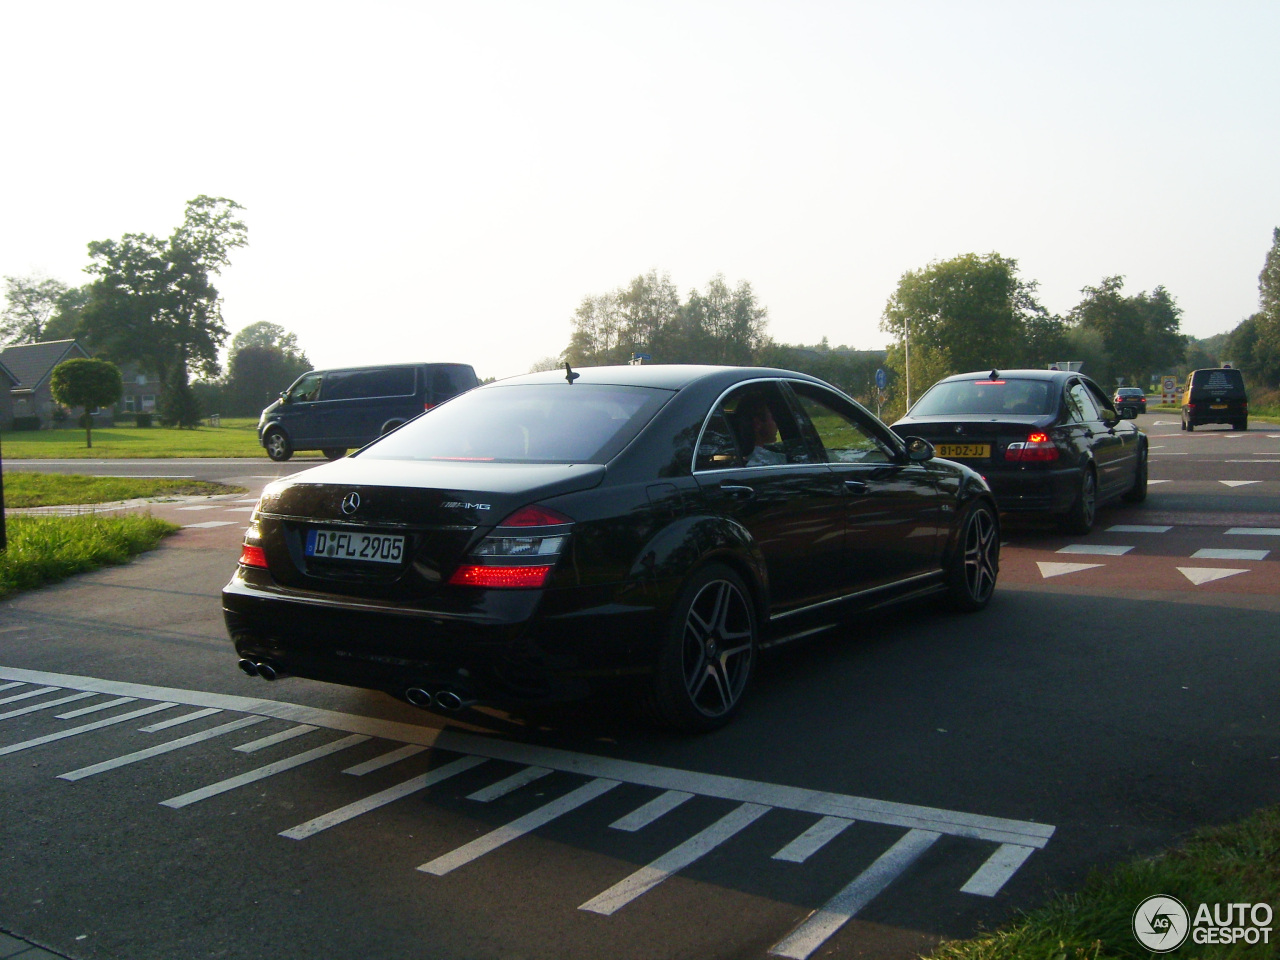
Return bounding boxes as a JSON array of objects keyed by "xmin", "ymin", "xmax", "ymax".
[
  {"xmin": 936, "ymin": 443, "xmax": 991, "ymax": 458},
  {"xmin": 1210, "ymin": 404, "xmax": 1228, "ymax": 409}
]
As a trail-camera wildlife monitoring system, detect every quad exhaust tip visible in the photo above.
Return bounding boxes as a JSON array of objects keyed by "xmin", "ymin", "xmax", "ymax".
[
  {"xmin": 405, "ymin": 687, "xmax": 476, "ymax": 712},
  {"xmin": 238, "ymin": 658, "xmax": 285, "ymax": 681}
]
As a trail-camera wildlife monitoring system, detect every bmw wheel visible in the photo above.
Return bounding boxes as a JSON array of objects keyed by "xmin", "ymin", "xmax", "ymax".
[
  {"xmin": 646, "ymin": 563, "xmax": 756, "ymax": 733},
  {"xmin": 1060, "ymin": 467, "xmax": 1097, "ymax": 535},
  {"xmin": 264, "ymin": 428, "xmax": 293, "ymax": 462},
  {"xmin": 944, "ymin": 500, "xmax": 999, "ymax": 611}
]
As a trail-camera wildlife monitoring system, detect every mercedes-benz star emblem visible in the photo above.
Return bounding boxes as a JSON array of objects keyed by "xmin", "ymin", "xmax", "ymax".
[{"xmin": 340, "ymin": 492, "xmax": 361, "ymax": 515}]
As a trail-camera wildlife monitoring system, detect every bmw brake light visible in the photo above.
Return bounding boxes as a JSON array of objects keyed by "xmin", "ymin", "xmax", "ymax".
[{"xmin": 1005, "ymin": 432, "xmax": 1059, "ymax": 462}]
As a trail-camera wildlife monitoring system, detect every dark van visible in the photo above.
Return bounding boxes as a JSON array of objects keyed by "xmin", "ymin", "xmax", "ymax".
[
  {"xmin": 1181, "ymin": 367, "xmax": 1248, "ymax": 431},
  {"xmin": 258, "ymin": 362, "xmax": 479, "ymax": 461}
]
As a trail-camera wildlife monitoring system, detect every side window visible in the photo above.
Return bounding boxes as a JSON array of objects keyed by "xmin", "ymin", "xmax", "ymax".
[
  {"xmin": 1083, "ymin": 381, "xmax": 1116, "ymax": 418},
  {"xmin": 1066, "ymin": 382, "xmax": 1100, "ymax": 422},
  {"xmin": 789, "ymin": 383, "xmax": 895, "ymax": 464},
  {"xmin": 289, "ymin": 373, "xmax": 323, "ymax": 403},
  {"xmin": 694, "ymin": 410, "xmax": 744, "ymax": 471},
  {"xmin": 704, "ymin": 382, "xmax": 808, "ymax": 469}
]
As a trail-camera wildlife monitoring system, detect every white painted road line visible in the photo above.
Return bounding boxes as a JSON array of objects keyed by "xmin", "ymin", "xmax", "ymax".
[
  {"xmin": 0, "ymin": 682, "xmax": 22, "ymax": 692},
  {"xmin": 177, "ymin": 505, "xmax": 220, "ymax": 511},
  {"xmin": 55, "ymin": 696, "xmax": 137, "ymax": 719},
  {"xmin": 420, "ymin": 777, "xmax": 621, "ymax": 876},
  {"xmin": 1106, "ymin": 525, "xmax": 1172, "ymax": 533},
  {"xmin": 769, "ymin": 828, "xmax": 942, "ymax": 959},
  {"xmin": 139, "ymin": 708, "xmax": 224, "ymax": 732},
  {"xmin": 234, "ymin": 723, "xmax": 319, "ymax": 753},
  {"xmin": 58, "ymin": 716, "xmax": 269, "ymax": 781},
  {"xmin": 183, "ymin": 520, "xmax": 237, "ymax": 529},
  {"xmin": 1226, "ymin": 527, "xmax": 1280, "ymax": 536},
  {"xmin": 467, "ymin": 765, "xmax": 553, "ymax": 801},
  {"xmin": 1057, "ymin": 544, "xmax": 1133, "ymax": 556},
  {"xmin": 960, "ymin": 843, "xmax": 1037, "ymax": 896},
  {"xmin": 1193, "ymin": 549, "xmax": 1269, "ymax": 561},
  {"xmin": 159, "ymin": 734, "xmax": 371, "ymax": 808},
  {"xmin": 581, "ymin": 802, "xmax": 771, "ymax": 916},
  {"xmin": 773, "ymin": 815, "xmax": 855, "ymax": 863},
  {"xmin": 0, "ymin": 666, "xmax": 1056, "ymax": 848},
  {"xmin": 610, "ymin": 790, "xmax": 695, "ymax": 832},
  {"xmin": 281, "ymin": 755, "xmax": 488, "ymax": 840},
  {"xmin": 0, "ymin": 692, "xmax": 95, "ymax": 721},
  {"xmin": 0, "ymin": 686, "xmax": 61, "ymax": 705},
  {"xmin": 344, "ymin": 744, "xmax": 428, "ymax": 776},
  {"xmin": 0, "ymin": 702, "xmax": 177, "ymax": 756},
  {"xmin": 1178, "ymin": 567, "xmax": 1249, "ymax": 585}
]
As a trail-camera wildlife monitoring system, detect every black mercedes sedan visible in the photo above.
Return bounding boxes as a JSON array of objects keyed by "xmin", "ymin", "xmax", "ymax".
[
  {"xmin": 224, "ymin": 364, "xmax": 999, "ymax": 732},
  {"xmin": 892, "ymin": 368, "xmax": 1147, "ymax": 535}
]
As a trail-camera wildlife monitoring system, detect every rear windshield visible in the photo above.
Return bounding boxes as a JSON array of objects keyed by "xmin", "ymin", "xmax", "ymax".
[
  {"xmin": 1116, "ymin": 388, "xmax": 1144, "ymax": 397},
  {"xmin": 909, "ymin": 378, "xmax": 1057, "ymax": 417},
  {"xmin": 358, "ymin": 383, "xmax": 672, "ymax": 463},
  {"xmin": 1189, "ymin": 369, "xmax": 1246, "ymax": 399}
]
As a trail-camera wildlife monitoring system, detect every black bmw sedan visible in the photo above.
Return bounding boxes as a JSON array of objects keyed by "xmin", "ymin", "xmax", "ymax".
[
  {"xmin": 224, "ymin": 364, "xmax": 999, "ymax": 732},
  {"xmin": 892, "ymin": 368, "xmax": 1147, "ymax": 535}
]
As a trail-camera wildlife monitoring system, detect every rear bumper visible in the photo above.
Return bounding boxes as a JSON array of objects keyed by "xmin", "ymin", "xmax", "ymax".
[
  {"xmin": 982, "ymin": 466, "xmax": 1079, "ymax": 515},
  {"xmin": 1184, "ymin": 403, "xmax": 1246, "ymax": 426},
  {"xmin": 221, "ymin": 571, "xmax": 663, "ymax": 704}
]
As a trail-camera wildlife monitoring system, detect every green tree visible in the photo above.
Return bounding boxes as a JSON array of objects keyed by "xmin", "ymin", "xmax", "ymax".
[
  {"xmin": 2, "ymin": 273, "xmax": 71, "ymax": 344},
  {"xmin": 78, "ymin": 195, "xmax": 248, "ymax": 427},
  {"xmin": 1227, "ymin": 228, "xmax": 1280, "ymax": 388},
  {"xmin": 1068, "ymin": 277, "xmax": 1186, "ymax": 387},
  {"xmin": 218, "ymin": 322, "xmax": 311, "ymax": 415},
  {"xmin": 880, "ymin": 253, "xmax": 1048, "ymax": 378},
  {"xmin": 49, "ymin": 357, "xmax": 122, "ymax": 448}
]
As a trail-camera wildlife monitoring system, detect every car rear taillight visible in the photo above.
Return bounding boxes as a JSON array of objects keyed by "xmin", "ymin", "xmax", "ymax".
[
  {"xmin": 239, "ymin": 522, "xmax": 268, "ymax": 568},
  {"xmin": 447, "ymin": 505, "xmax": 573, "ymax": 589},
  {"xmin": 1005, "ymin": 432, "xmax": 1059, "ymax": 462}
]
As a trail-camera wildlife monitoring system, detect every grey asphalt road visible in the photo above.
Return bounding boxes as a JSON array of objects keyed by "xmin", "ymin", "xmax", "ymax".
[{"xmin": 0, "ymin": 423, "xmax": 1277, "ymax": 960}]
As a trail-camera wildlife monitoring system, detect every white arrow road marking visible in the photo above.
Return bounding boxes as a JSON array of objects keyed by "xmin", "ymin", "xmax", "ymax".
[
  {"xmin": 1148, "ymin": 480, "xmax": 1171, "ymax": 484},
  {"xmin": 960, "ymin": 843, "xmax": 1037, "ymax": 896},
  {"xmin": 581, "ymin": 802, "xmax": 771, "ymax": 915},
  {"xmin": 1177, "ymin": 567, "xmax": 1249, "ymax": 585},
  {"xmin": 1057, "ymin": 544, "xmax": 1133, "ymax": 556},
  {"xmin": 1220, "ymin": 480, "xmax": 1260, "ymax": 487},
  {"xmin": 1037, "ymin": 562, "xmax": 1104, "ymax": 578},
  {"xmin": 769, "ymin": 829, "xmax": 942, "ymax": 959},
  {"xmin": 420, "ymin": 777, "xmax": 621, "ymax": 876}
]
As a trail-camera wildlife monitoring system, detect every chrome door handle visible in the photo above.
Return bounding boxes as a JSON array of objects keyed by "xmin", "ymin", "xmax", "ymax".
[
  {"xmin": 844, "ymin": 479, "xmax": 869, "ymax": 495},
  {"xmin": 719, "ymin": 484, "xmax": 755, "ymax": 501}
]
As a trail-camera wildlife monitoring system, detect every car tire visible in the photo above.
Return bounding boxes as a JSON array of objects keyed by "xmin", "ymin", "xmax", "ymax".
[
  {"xmin": 1185, "ymin": 416, "xmax": 1195, "ymax": 432},
  {"xmin": 264, "ymin": 428, "xmax": 293, "ymax": 462},
  {"xmin": 943, "ymin": 500, "xmax": 999, "ymax": 612},
  {"xmin": 645, "ymin": 563, "xmax": 757, "ymax": 733},
  {"xmin": 322, "ymin": 448, "xmax": 347, "ymax": 460},
  {"xmin": 1060, "ymin": 466, "xmax": 1097, "ymax": 535},
  {"xmin": 1122, "ymin": 443, "xmax": 1148, "ymax": 503}
]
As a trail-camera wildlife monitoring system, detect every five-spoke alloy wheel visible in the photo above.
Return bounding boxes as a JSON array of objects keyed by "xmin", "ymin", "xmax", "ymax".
[{"xmin": 945, "ymin": 501, "xmax": 999, "ymax": 611}]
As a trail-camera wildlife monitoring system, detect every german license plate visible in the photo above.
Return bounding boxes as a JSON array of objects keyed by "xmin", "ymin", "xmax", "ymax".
[
  {"xmin": 306, "ymin": 529, "xmax": 405, "ymax": 564},
  {"xmin": 1210, "ymin": 404, "xmax": 1228, "ymax": 410},
  {"xmin": 935, "ymin": 443, "xmax": 991, "ymax": 458}
]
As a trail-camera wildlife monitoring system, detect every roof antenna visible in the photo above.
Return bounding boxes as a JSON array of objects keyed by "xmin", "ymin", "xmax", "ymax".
[
  {"xmin": 989, "ymin": 369, "xmax": 1000, "ymax": 380},
  {"xmin": 564, "ymin": 362, "xmax": 580, "ymax": 384}
]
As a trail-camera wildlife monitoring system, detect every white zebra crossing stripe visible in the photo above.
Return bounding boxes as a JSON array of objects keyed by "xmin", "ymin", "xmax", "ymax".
[
  {"xmin": 0, "ymin": 702, "xmax": 177, "ymax": 756},
  {"xmin": 610, "ymin": 789, "xmax": 695, "ymax": 831},
  {"xmin": 960, "ymin": 843, "xmax": 1037, "ymax": 896},
  {"xmin": 773, "ymin": 815, "xmax": 855, "ymax": 863},
  {"xmin": 0, "ymin": 691, "xmax": 95, "ymax": 720},
  {"xmin": 160, "ymin": 734, "xmax": 370, "ymax": 808},
  {"xmin": 281, "ymin": 756, "xmax": 487, "ymax": 840},
  {"xmin": 419, "ymin": 777, "xmax": 621, "ymax": 876},
  {"xmin": 1056, "ymin": 544, "xmax": 1133, "ymax": 556},
  {"xmin": 769, "ymin": 828, "xmax": 942, "ymax": 959},
  {"xmin": 234, "ymin": 723, "xmax": 319, "ymax": 753},
  {"xmin": 580, "ymin": 802, "xmax": 771, "ymax": 915},
  {"xmin": 467, "ymin": 764, "xmax": 553, "ymax": 801},
  {"xmin": 1192, "ymin": 549, "xmax": 1268, "ymax": 561},
  {"xmin": 58, "ymin": 715, "xmax": 269, "ymax": 781}
]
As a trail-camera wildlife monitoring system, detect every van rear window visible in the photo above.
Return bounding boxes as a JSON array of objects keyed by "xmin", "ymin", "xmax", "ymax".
[{"xmin": 1190, "ymin": 369, "xmax": 1246, "ymax": 398}]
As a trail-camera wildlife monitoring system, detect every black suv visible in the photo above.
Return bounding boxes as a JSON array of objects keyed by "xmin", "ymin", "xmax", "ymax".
[{"xmin": 1181, "ymin": 367, "xmax": 1248, "ymax": 431}]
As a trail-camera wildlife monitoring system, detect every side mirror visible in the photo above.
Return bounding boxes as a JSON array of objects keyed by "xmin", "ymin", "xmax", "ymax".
[{"xmin": 904, "ymin": 436, "xmax": 935, "ymax": 462}]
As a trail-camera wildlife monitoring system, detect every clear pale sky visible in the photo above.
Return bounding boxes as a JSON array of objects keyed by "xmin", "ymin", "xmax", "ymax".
[{"xmin": 3, "ymin": 1, "xmax": 1277, "ymax": 382}]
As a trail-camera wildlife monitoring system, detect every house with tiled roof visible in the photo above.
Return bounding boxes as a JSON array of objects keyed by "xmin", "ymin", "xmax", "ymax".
[{"xmin": 0, "ymin": 339, "xmax": 102, "ymax": 428}]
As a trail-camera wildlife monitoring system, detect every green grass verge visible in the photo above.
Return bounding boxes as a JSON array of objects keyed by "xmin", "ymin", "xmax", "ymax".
[
  {"xmin": 0, "ymin": 513, "xmax": 180, "ymax": 597},
  {"xmin": 1, "ymin": 417, "xmax": 265, "ymax": 459},
  {"xmin": 4, "ymin": 473, "xmax": 247, "ymax": 508},
  {"xmin": 929, "ymin": 804, "xmax": 1280, "ymax": 959}
]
